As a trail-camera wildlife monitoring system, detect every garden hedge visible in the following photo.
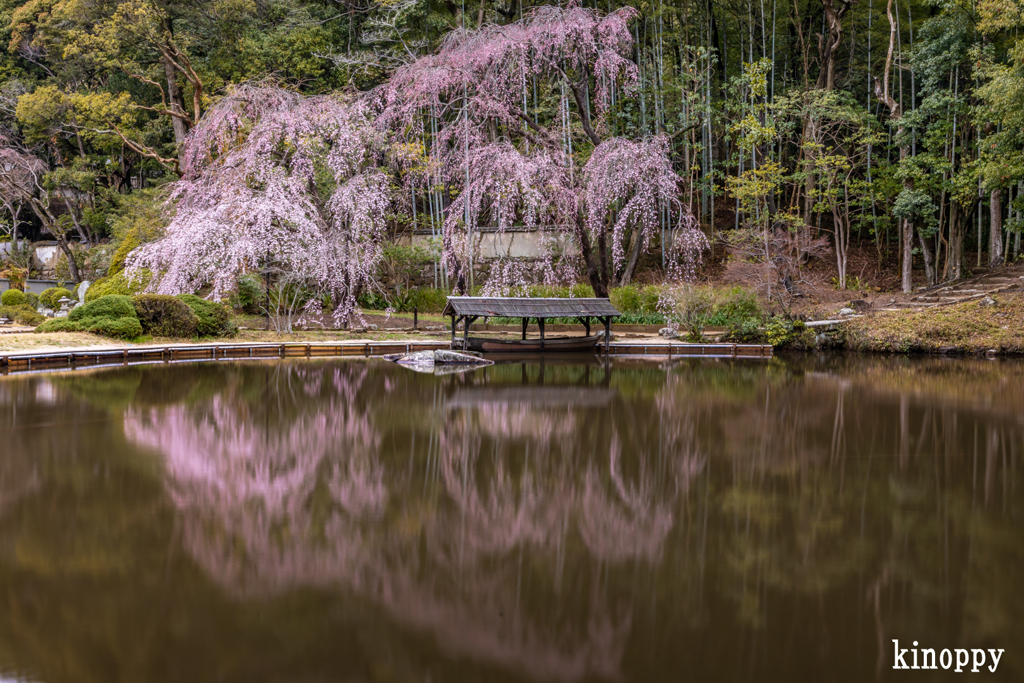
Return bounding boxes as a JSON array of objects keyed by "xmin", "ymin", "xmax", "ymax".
[
  {"xmin": 133, "ymin": 294, "xmax": 200, "ymax": 338},
  {"xmin": 37, "ymin": 294, "xmax": 142, "ymax": 340},
  {"xmin": 178, "ymin": 294, "xmax": 237, "ymax": 337}
]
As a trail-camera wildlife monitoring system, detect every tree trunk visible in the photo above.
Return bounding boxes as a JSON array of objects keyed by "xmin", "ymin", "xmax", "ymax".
[
  {"xmin": 918, "ymin": 230, "xmax": 935, "ymax": 285},
  {"xmin": 55, "ymin": 235, "xmax": 81, "ymax": 284},
  {"xmin": 944, "ymin": 202, "xmax": 962, "ymax": 281},
  {"xmin": 989, "ymin": 186, "xmax": 1003, "ymax": 266},
  {"xmin": 163, "ymin": 54, "xmax": 189, "ymax": 158},
  {"xmin": 874, "ymin": 0, "xmax": 913, "ymax": 292},
  {"xmin": 900, "ymin": 179, "xmax": 913, "ymax": 292},
  {"xmin": 833, "ymin": 207, "xmax": 847, "ymax": 288},
  {"xmin": 815, "ymin": 0, "xmax": 853, "ymax": 91},
  {"xmin": 618, "ymin": 225, "xmax": 645, "ymax": 287},
  {"xmin": 802, "ymin": 112, "xmax": 817, "ymax": 226},
  {"xmin": 575, "ymin": 213, "xmax": 607, "ymax": 297}
]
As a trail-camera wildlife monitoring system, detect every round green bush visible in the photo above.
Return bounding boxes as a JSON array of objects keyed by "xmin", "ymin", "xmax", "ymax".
[
  {"xmin": 40, "ymin": 287, "xmax": 73, "ymax": 310},
  {"xmin": 1, "ymin": 289, "xmax": 26, "ymax": 306},
  {"xmin": 70, "ymin": 294, "xmax": 137, "ymax": 322},
  {"xmin": 177, "ymin": 294, "xmax": 237, "ymax": 337},
  {"xmin": 133, "ymin": 294, "xmax": 200, "ymax": 338}
]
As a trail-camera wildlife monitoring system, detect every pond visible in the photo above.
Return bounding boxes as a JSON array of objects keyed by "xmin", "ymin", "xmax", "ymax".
[{"xmin": 0, "ymin": 355, "xmax": 1021, "ymax": 682}]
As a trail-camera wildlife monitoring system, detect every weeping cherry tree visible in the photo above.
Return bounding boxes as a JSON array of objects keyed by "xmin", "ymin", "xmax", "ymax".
[
  {"xmin": 382, "ymin": 2, "xmax": 707, "ymax": 296},
  {"xmin": 127, "ymin": 85, "xmax": 392, "ymax": 324}
]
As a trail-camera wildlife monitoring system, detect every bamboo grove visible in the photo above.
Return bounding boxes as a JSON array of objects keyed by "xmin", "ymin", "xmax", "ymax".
[{"xmin": 0, "ymin": 0, "xmax": 1022, "ymax": 293}]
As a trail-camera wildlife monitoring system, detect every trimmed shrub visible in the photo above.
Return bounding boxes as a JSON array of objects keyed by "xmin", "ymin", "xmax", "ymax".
[
  {"xmin": 70, "ymin": 294, "xmax": 137, "ymax": 322},
  {"xmin": 177, "ymin": 294, "xmax": 237, "ymax": 337},
  {"xmin": 0, "ymin": 304, "xmax": 44, "ymax": 326},
  {"xmin": 84, "ymin": 316, "xmax": 143, "ymax": 340},
  {"xmin": 23, "ymin": 292, "xmax": 39, "ymax": 309},
  {"xmin": 37, "ymin": 294, "xmax": 142, "ymax": 340},
  {"xmin": 40, "ymin": 287, "xmax": 73, "ymax": 310},
  {"xmin": 16, "ymin": 308, "xmax": 44, "ymax": 326},
  {"xmin": 37, "ymin": 318, "xmax": 82, "ymax": 333},
  {"xmin": 38, "ymin": 315, "xmax": 141, "ymax": 340},
  {"xmin": 133, "ymin": 294, "xmax": 199, "ymax": 338},
  {"xmin": 1, "ymin": 289, "xmax": 26, "ymax": 306}
]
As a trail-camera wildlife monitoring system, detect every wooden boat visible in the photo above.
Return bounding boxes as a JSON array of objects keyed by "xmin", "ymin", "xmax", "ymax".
[{"xmin": 466, "ymin": 334, "xmax": 603, "ymax": 353}]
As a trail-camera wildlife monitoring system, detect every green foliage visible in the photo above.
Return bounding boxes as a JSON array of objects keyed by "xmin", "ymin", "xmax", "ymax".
[
  {"xmin": 81, "ymin": 315, "xmax": 143, "ymax": 340},
  {"xmin": 765, "ymin": 317, "xmax": 808, "ymax": 347},
  {"xmin": 85, "ymin": 271, "xmax": 152, "ymax": 302},
  {"xmin": 228, "ymin": 273, "xmax": 265, "ymax": 314},
  {"xmin": 39, "ymin": 287, "xmax": 73, "ymax": 310},
  {"xmin": 1, "ymin": 288, "xmax": 26, "ymax": 306},
  {"xmin": 720, "ymin": 319, "xmax": 766, "ymax": 343},
  {"xmin": 662, "ymin": 284, "xmax": 763, "ymax": 340},
  {"xmin": 406, "ymin": 287, "xmax": 449, "ymax": 313},
  {"xmin": 358, "ymin": 286, "xmax": 450, "ymax": 313},
  {"xmin": 0, "ymin": 303, "xmax": 44, "ymax": 325},
  {"xmin": 663, "ymin": 285, "xmax": 722, "ymax": 341},
  {"xmin": 708, "ymin": 286, "xmax": 764, "ymax": 326},
  {"xmin": 106, "ymin": 188, "xmax": 168, "ymax": 275},
  {"xmin": 70, "ymin": 294, "xmax": 136, "ymax": 322},
  {"xmin": 107, "ymin": 237, "xmax": 140, "ymax": 276},
  {"xmin": 892, "ymin": 188, "xmax": 939, "ymax": 227},
  {"xmin": 357, "ymin": 290, "xmax": 390, "ymax": 311},
  {"xmin": 177, "ymin": 294, "xmax": 237, "ymax": 338},
  {"xmin": 609, "ymin": 285, "xmax": 662, "ymax": 316},
  {"xmin": 39, "ymin": 294, "xmax": 142, "ymax": 339},
  {"xmin": 528, "ymin": 283, "xmax": 598, "ymax": 298},
  {"xmin": 36, "ymin": 318, "xmax": 82, "ymax": 333},
  {"xmin": 133, "ymin": 294, "xmax": 200, "ymax": 338}
]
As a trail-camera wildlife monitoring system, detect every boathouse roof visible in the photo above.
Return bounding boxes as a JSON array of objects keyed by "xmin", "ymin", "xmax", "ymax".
[{"xmin": 442, "ymin": 297, "xmax": 621, "ymax": 319}]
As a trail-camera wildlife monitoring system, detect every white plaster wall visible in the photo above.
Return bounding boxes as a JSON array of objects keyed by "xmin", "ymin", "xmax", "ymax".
[{"xmin": 406, "ymin": 229, "xmax": 577, "ymax": 259}]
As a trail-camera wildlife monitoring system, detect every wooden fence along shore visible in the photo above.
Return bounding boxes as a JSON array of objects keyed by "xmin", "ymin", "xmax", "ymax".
[{"xmin": 0, "ymin": 340, "xmax": 773, "ymax": 375}]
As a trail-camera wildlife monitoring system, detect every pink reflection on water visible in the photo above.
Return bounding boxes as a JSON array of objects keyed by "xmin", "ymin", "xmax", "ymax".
[{"xmin": 123, "ymin": 364, "xmax": 706, "ymax": 682}]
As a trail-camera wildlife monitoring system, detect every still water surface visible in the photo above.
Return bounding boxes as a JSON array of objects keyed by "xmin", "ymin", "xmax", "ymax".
[{"xmin": 0, "ymin": 356, "xmax": 1021, "ymax": 682}]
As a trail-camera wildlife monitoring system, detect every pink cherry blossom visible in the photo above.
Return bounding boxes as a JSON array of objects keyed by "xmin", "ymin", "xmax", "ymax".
[{"xmin": 127, "ymin": 86, "xmax": 392, "ymax": 324}]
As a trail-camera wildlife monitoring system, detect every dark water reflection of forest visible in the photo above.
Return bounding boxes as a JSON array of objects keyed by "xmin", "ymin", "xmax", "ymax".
[{"xmin": 0, "ymin": 355, "xmax": 1020, "ymax": 683}]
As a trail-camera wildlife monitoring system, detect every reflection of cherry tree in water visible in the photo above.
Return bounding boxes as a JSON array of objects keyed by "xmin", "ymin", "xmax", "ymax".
[
  {"xmin": 124, "ymin": 363, "xmax": 386, "ymax": 593},
  {"xmin": 420, "ymin": 397, "xmax": 707, "ymax": 677},
  {"xmin": 125, "ymin": 364, "xmax": 706, "ymax": 681}
]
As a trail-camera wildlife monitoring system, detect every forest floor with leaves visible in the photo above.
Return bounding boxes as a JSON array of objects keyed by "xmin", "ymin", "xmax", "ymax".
[{"xmin": 845, "ymin": 294, "xmax": 1024, "ymax": 354}]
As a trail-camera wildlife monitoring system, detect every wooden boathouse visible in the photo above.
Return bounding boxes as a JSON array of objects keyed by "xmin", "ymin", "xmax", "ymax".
[{"xmin": 442, "ymin": 297, "xmax": 621, "ymax": 353}]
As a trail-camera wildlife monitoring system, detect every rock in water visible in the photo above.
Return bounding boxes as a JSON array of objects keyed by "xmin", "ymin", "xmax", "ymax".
[{"xmin": 384, "ymin": 350, "xmax": 493, "ymax": 367}]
